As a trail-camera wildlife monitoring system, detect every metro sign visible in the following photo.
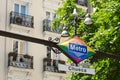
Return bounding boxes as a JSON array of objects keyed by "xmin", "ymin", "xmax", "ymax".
[
  {"xmin": 58, "ymin": 36, "xmax": 96, "ymax": 63},
  {"xmin": 68, "ymin": 43, "xmax": 88, "ymax": 62}
]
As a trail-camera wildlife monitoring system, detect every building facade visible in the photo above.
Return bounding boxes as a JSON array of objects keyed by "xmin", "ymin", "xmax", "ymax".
[{"xmin": 0, "ymin": 0, "xmax": 89, "ymax": 80}]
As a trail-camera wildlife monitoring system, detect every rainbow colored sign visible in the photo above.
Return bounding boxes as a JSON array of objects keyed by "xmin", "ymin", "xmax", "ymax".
[{"xmin": 58, "ymin": 36, "xmax": 96, "ymax": 63}]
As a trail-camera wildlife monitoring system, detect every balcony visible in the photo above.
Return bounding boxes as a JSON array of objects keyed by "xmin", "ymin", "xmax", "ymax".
[
  {"xmin": 43, "ymin": 19, "xmax": 62, "ymax": 34},
  {"xmin": 43, "ymin": 58, "xmax": 66, "ymax": 74},
  {"xmin": 75, "ymin": 0, "xmax": 88, "ymax": 7},
  {"xmin": 10, "ymin": 11, "xmax": 34, "ymax": 28},
  {"xmin": 8, "ymin": 52, "xmax": 33, "ymax": 69}
]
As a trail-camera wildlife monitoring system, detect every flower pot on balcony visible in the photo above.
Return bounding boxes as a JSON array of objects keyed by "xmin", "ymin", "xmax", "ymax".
[
  {"xmin": 9, "ymin": 52, "xmax": 17, "ymax": 60},
  {"xmin": 24, "ymin": 54, "xmax": 31, "ymax": 59}
]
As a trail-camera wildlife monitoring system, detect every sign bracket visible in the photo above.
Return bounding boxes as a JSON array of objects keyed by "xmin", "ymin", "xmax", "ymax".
[{"xmin": 0, "ymin": 30, "xmax": 120, "ymax": 64}]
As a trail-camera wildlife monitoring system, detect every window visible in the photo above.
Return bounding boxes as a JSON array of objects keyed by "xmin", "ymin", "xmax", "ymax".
[
  {"xmin": 79, "ymin": 0, "xmax": 84, "ymax": 2},
  {"xmin": 47, "ymin": 46, "xmax": 51, "ymax": 58},
  {"xmin": 14, "ymin": 3, "xmax": 28, "ymax": 15},
  {"xmin": 52, "ymin": 13, "xmax": 57, "ymax": 20},
  {"xmin": 13, "ymin": 40, "xmax": 28, "ymax": 54},
  {"xmin": 46, "ymin": 11, "xmax": 50, "ymax": 20},
  {"xmin": 46, "ymin": 11, "xmax": 57, "ymax": 20},
  {"xmin": 21, "ymin": 5, "xmax": 26, "ymax": 15},
  {"xmin": 77, "ymin": 0, "xmax": 88, "ymax": 6},
  {"xmin": 14, "ymin": 4, "xmax": 19, "ymax": 13}
]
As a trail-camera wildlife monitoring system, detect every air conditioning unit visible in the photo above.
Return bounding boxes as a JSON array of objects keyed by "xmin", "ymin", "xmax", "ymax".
[{"xmin": 15, "ymin": 16, "xmax": 23, "ymax": 24}]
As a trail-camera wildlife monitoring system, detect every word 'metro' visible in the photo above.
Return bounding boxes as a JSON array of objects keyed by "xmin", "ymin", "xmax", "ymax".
[{"xmin": 69, "ymin": 43, "xmax": 87, "ymax": 54}]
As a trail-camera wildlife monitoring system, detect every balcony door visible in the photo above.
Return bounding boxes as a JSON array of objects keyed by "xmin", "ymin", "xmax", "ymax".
[
  {"xmin": 13, "ymin": 40, "xmax": 28, "ymax": 55},
  {"xmin": 46, "ymin": 11, "xmax": 57, "ymax": 20}
]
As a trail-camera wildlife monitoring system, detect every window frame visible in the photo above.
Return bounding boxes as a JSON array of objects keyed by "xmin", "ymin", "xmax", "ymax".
[
  {"xmin": 13, "ymin": 1, "xmax": 29, "ymax": 15},
  {"xmin": 45, "ymin": 11, "xmax": 57, "ymax": 20}
]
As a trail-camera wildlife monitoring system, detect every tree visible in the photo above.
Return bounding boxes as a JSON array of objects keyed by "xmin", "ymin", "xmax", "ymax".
[
  {"xmin": 80, "ymin": 0, "xmax": 120, "ymax": 80},
  {"xmin": 52, "ymin": 0, "xmax": 85, "ymax": 36},
  {"xmin": 52, "ymin": 0, "xmax": 120, "ymax": 80}
]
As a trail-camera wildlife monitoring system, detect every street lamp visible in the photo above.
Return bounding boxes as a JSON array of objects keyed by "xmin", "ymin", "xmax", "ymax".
[
  {"xmin": 61, "ymin": 26, "xmax": 69, "ymax": 37},
  {"xmin": 61, "ymin": 8, "xmax": 92, "ymax": 37},
  {"xmin": 84, "ymin": 13, "xmax": 93, "ymax": 25}
]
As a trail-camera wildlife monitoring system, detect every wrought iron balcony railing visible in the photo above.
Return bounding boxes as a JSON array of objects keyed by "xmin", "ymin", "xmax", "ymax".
[
  {"xmin": 43, "ymin": 19, "xmax": 62, "ymax": 34},
  {"xmin": 43, "ymin": 58, "xmax": 66, "ymax": 73},
  {"xmin": 75, "ymin": 0, "xmax": 88, "ymax": 7},
  {"xmin": 10, "ymin": 11, "xmax": 34, "ymax": 28},
  {"xmin": 8, "ymin": 52, "xmax": 33, "ymax": 69}
]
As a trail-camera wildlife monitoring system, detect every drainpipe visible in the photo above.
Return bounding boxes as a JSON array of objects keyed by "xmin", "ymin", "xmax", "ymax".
[{"xmin": 4, "ymin": 0, "xmax": 8, "ymax": 80}]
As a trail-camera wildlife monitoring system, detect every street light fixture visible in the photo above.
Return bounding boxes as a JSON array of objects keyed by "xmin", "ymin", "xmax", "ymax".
[
  {"xmin": 84, "ymin": 13, "xmax": 93, "ymax": 25},
  {"xmin": 61, "ymin": 26, "xmax": 69, "ymax": 37},
  {"xmin": 61, "ymin": 8, "xmax": 92, "ymax": 37}
]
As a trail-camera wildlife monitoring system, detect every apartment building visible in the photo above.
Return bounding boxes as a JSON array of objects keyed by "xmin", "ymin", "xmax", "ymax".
[{"xmin": 0, "ymin": 0, "xmax": 89, "ymax": 80}]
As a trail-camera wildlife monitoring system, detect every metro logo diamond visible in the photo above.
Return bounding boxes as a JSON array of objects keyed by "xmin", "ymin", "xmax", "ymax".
[{"xmin": 58, "ymin": 36, "xmax": 96, "ymax": 63}]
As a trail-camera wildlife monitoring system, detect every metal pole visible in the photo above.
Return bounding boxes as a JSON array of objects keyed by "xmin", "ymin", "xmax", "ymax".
[
  {"xmin": 0, "ymin": 30, "xmax": 120, "ymax": 61},
  {"xmin": 74, "ymin": 16, "xmax": 77, "ymax": 36}
]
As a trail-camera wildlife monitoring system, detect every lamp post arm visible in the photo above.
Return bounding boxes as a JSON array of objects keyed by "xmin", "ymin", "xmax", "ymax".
[
  {"xmin": 62, "ymin": 13, "xmax": 85, "ymax": 32},
  {"xmin": 73, "ymin": 13, "xmax": 86, "ymax": 36},
  {"xmin": 74, "ymin": 16, "xmax": 77, "ymax": 35},
  {"xmin": 77, "ymin": 13, "xmax": 86, "ymax": 20}
]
